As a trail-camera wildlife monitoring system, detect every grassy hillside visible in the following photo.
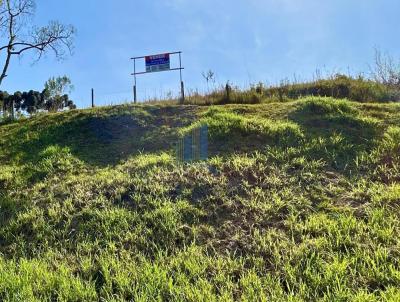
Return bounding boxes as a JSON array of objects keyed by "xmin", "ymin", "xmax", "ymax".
[{"xmin": 0, "ymin": 97, "xmax": 399, "ymax": 301}]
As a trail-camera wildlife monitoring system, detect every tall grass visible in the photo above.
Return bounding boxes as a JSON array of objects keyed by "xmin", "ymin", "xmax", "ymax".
[
  {"xmin": 266, "ymin": 74, "xmax": 400, "ymax": 103},
  {"xmin": 180, "ymin": 74, "xmax": 400, "ymax": 106}
]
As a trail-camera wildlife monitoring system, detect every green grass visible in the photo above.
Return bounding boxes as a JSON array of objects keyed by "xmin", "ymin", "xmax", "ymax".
[{"xmin": 0, "ymin": 97, "xmax": 399, "ymax": 301}]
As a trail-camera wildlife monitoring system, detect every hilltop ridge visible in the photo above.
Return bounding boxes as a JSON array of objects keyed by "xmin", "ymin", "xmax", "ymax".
[{"xmin": 0, "ymin": 97, "xmax": 399, "ymax": 301}]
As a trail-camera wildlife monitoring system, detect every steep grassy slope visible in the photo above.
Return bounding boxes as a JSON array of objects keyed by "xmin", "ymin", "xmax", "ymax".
[{"xmin": 0, "ymin": 97, "xmax": 399, "ymax": 301}]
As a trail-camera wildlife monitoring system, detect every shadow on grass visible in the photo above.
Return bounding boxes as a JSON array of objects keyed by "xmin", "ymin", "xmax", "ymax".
[
  {"xmin": 288, "ymin": 99, "xmax": 384, "ymax": 170},
  {"xmin": 1, "ymin": 106, "xmax": 198, "ymax": 167}
]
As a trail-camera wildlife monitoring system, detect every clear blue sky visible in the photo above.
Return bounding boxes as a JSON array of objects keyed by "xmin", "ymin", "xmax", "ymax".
[{"xmin": 2, "ymin": 0, "xmax": 400, "ymax": 108}]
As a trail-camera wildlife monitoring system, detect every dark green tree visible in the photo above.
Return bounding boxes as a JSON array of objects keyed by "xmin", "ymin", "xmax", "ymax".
[{"xmin": 21, "ymin": 90, "xmax": 43, "ymax": 114}]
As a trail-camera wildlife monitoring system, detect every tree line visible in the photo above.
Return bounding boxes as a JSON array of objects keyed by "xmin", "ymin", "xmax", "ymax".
[
  {"xmin": 0, "ymin": 76, "xmax": 76, "ymax": 118},
  {"xmin": 0, "ymin": 89, "xmax": 76, "ymax": 115}
]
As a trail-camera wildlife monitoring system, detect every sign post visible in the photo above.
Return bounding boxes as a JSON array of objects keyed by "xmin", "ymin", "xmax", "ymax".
[
  {"xmin": 133, "ymin": 59, "xmax": 137, "ymax": 103},
  {"xmin": 131, "ymin": 51, "xmax": 185, "ymax": 104},
  {"xmin": 179, "ymin": 52, "xmax": 184, "ymax": 104}
]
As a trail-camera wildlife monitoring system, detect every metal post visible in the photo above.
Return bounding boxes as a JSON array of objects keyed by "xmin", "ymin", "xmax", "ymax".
[
  {"xmin": 134, "ymin": 58, "xmax": 137, "ymax": 103},
  {"xmin": 91, "ymin": 88, "xmax": 95, "ymax": 108},
  {"xmin": 181, "ymin": 81, "xmax": 185, "ymax": 104},
  {"xmin": 179, "ymin": 52, "xmax": 185, "ymax": 104}
]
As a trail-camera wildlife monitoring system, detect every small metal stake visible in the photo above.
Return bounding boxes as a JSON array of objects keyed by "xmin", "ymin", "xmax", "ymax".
[{"xmin": 179, "ymin": 52, "xmax": 185, "ymax": 104}]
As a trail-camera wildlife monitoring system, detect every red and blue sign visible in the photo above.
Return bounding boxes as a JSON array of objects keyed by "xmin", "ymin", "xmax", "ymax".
[{"xmin": 145, "ymin": 53, "xmax": 170, "ymax": 73}]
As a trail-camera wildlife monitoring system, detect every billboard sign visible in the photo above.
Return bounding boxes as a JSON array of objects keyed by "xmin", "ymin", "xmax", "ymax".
[{"xmin": 145, "ymin": 53, "xmax": 170, "ymax": 73}]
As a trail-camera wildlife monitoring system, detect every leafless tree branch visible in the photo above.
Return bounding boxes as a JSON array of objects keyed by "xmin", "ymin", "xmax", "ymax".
[
  {"xmin": 370, "ymin": 48, "xmax": 400, "ymax": 89},
  {"xmin": 0, "ymin": 0, "xmax": 75, "ymax": 86}
]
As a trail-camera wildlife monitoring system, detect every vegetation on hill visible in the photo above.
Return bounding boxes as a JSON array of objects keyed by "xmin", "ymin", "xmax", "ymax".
[
  {"xmin": 266, "ymin": 74, "xmax": 400, "ymax": 102},
  {"xmin": 0, "ymin": 97, "xmax": 399, "ymax": 301},
  {"xmin": 183, "ymin": 74, "xmax": 400, "ymax": 106},
  {"xmin": 184, "ymin": 50, "xmax": 400, "ymax": 106}
]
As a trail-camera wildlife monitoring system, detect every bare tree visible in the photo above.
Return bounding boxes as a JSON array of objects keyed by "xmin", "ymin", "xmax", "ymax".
[
  {"xmin": 0, "ymin": 0, "xmax": 75, "ymax": 86},
  {"xmin": 202, "ymin": 70, "xmax": 216, "ymax": 93},
  {"xmin": 371, "ymin": 48, "xmax": 400, "ymax": 89}
]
